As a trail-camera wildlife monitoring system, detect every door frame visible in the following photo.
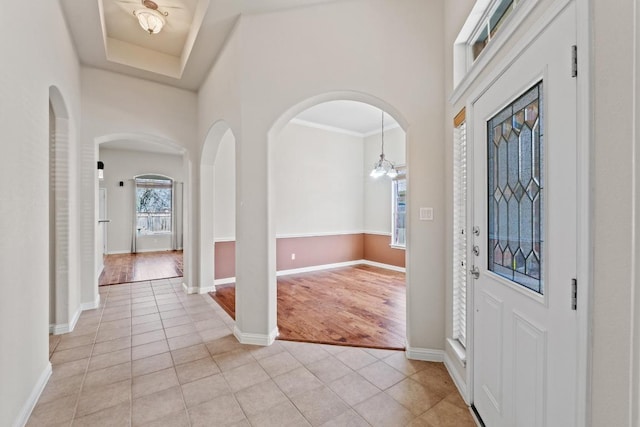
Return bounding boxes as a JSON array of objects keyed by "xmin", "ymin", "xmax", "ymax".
[{"xmin": 460, "ymin": 0, "xmax": 592, "ymax": 425}]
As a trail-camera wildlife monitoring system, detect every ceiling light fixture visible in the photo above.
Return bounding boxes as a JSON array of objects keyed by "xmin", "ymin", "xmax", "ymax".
[
  {"xmin": 133, "ymin": 1, "xmax": 167, "ymax": 35},
  {"xmin": 370, "ymin": 110, "xmax": 398, "ymax": 179}
]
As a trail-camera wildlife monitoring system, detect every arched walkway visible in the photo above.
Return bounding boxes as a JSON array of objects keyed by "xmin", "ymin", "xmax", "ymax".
[
  {"xmin": 198, "ymin": 121, "xmax": 236, "ymax": 294},
  {"xmin": 233, "ymin": 90, "xmax": 411, "ymax": 346},
  {"xmin": 94, "ymin": 133, "xmax": 188, "ymax": 289}
]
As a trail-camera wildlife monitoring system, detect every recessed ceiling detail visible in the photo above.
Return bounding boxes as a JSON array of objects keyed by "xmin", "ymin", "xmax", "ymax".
[
  {"xmin": 60, "ymin": 0, "xmax": 341, "ymax": 90},
  {"xmin": 99, "ymin": 0, "xmax": 209, "ymax": 79}
]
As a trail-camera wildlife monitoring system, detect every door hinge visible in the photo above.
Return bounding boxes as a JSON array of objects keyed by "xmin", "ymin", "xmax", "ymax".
[
  {"xmin": 571, "ymin": 278, "xmax": 578, "ymax": 310},
  {"xmin": 571, "ymin": 45, "xmax": 578, "ymax": 78}
]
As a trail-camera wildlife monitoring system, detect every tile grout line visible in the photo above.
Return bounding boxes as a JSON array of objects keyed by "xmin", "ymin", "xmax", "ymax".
[{"xmin": 67, "ymin": 285, "xmax": 110, "ymax": 424}]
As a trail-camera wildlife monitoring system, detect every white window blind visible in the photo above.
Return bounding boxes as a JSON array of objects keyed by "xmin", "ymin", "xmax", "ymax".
[
  {"xmin": 453, "ymin": 119, "xmax": 467, "ymax": 347},
  {"xmin": 392, "ymin": 171, "xmax": 407, "ymax": 248}
]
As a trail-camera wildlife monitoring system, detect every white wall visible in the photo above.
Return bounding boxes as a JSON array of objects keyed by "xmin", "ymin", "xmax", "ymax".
[
  {"xmin": 591, "ymin": 0, "xmax": 635, "ymax": 424},
  {"xmin": 363, "ymin": 126, "xmax": 406, "ymax": 234},
  {"xmin": 214, "ymin": 130, "xmax": 236, "ymax": 241},
  {"xmin": 81, "ymin": 67, "xmax": 197, "ymax": 295},
  {"xmin": 274, "ymin": 122, "xmax": 364, "ymax": 236},
  {"xmin": 0, "ymin": 1, "xmax": 82, "ymax": 424},
  {"xmin": 196, "ymin": 23, "xmax": 242, "ymax": 291},
  {"xmin": 199, "ymin": 0, "xmax": 445, "ymax": 348},
  {"xmin": 98, "ymin": 148, "xmax": 185, "ymax": 254},
  {"xmin": 213, "ymin": 123, "xmax": 406, "ymax": 241},
  {"xmin": 213, "ymin": 120, "xmax": 406, "ymax": 240}
]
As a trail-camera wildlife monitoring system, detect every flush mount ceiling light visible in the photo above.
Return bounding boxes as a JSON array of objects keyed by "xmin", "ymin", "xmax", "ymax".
[
  {"xmin": 370, "ymin": 110, "xmax": 398, "ymax": 179},
  {"xmin": 133, "ymin": 0, "xmax": 168, "ymax": 35}
]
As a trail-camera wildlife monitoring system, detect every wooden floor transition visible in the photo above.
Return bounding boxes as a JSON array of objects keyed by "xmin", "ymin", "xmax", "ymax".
[
  {"xmin": 210, "ymin": 264, "xmax": 406, "ymax": 350},
  {"xmin": 98, "ymin": 250, "xmax": 183, "ymax": 286}
]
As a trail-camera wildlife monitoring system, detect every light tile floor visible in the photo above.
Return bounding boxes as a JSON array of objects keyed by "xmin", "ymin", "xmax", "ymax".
[{"xmin": 32, "ymin": 279, "xmax": 476, "ymax": 427}]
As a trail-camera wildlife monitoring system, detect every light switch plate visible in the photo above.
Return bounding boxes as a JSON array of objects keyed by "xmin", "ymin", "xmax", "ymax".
[{"xmin": 420, "ymin": 207, "xmax": 433, "ymax": 221}]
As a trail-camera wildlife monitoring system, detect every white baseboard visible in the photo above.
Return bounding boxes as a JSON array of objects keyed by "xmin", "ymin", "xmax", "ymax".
[
  {"xmin": 49, "ymin": 304, "xmax": 83, "ymax": 335},
  {"xmin": 233, "ymin": 325, "xmax": 278, "ymax": 346},
  {"xmin": 106, "ymin": 248, "xmax": 178, "ymax": 255},
  {"xmin": 82, "ymin": 293, "xmax": 101, "ymax": 311},
  {"xmin": 444, "ymin": 352, "xmax": 470, "ymax": 405},
  {"xmin": 405, "ymin": 346, "xmax": 445, "ymax": 362},
  {"xmin": 360, "ymin": 259, "xmax": 406, "ymax": 273},
  {"xmin": 214, "ymin": 277, "xmax": 236, "ymax": 286},
  {"xmin": 197, "ymin": 286, "xmax": 216, "ymax": 294},
  {"xmin": 13, "ymin": 362, "xmax": 52, "ymax": 427},
  {"xmin": 182, "ymin": 282, "xmax": 215, "ymax": 295},
  {"xmin": 277, "ymin": 260, "xmax": 362, "ymax": 277},
  {"xmin": 183, "ymin": 282, "xmax": 196, "ymax": 294}
]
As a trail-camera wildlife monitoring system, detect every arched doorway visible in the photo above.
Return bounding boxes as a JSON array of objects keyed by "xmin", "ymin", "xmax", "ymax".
[
  {"xmin": 199, "ymin": 121, "xmax": 237, "ymax": 294},
  {"xmin": 268, "ymin": 95, "xmax": 409, "ymax": 349},
  {"xmin": 95, "ymin": 134, "xmax": 187, "ymax": 286}
]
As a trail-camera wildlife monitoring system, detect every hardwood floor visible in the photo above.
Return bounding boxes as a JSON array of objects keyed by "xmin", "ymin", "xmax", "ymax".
[
  {"xmin": 98, "ymin": 250, "xmax": 183, "ymax": 286},
  {"xmin": 210, "ymin": 264, "xmax": 406, "ymax": 350}
]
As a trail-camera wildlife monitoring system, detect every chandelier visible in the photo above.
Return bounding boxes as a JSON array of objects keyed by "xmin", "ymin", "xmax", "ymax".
[
  {"xmin": 370, "ymin": 110, "xmax": 398, "ymax": 178},
  {"xmin": 133, "ymin": 1, "xmax": 167, "ymax": 35}
]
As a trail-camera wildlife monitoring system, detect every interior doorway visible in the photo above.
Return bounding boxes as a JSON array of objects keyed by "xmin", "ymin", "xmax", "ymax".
[
  {"xmin": 96, "ymin": 136, "xmax": 186, "ymax": 286},
  {"xmin": 271, "ymin": 98, "xmax": 408, "ymax": 349}
]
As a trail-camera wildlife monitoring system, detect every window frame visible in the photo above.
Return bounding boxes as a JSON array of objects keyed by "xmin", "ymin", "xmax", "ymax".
[
  {"xmin": 469, "ymin": 0, "xmax": 521, "ymax": 62},
  {"xmin": 390, "ymin": 167, "xmax": 407, "ymax": 250},
  {"xmin": 452, "ymin": 110, "xmax": 468, "ymax": 350},
  {"xmin": 451, "ymin": 0, "xmax": 539, "ymax": 99},
  {"xmin": 135, "ymin": 175, "xmax": 174, "ymax": 236}
]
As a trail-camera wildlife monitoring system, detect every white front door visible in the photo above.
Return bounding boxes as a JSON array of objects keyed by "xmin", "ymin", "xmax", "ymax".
[{"xmin": 471, "ymin": 3, "xmax": 578, "ymax": 426}]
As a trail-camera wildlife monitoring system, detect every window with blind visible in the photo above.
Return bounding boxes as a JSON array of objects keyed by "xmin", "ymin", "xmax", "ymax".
[
  {"xmin": 391, "ymin": 170, "xmax": 407, "ymax": 248},
  {"xmin": 453, "ymin": 111, "xmax": 467, "ymax": 347}
]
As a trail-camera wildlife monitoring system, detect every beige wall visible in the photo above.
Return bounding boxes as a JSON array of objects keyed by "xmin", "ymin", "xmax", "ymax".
[
  {"xmin": 591, "ymin": 0, "xmax": 635, "ymax": 424},
  {"xmin": 363, "ymin": 234, "xmax": 406, "ymax": 268},
  {"xmin": 199, "ymin": 0, "xmax": 446, "ymax": 350},
  {"xmin": 0, "ymin": 0, "xmax": 82, "ymax": 423},
  {"xmin": 81, "ymin": 67, "xmax": 197, "ymax": 296}
]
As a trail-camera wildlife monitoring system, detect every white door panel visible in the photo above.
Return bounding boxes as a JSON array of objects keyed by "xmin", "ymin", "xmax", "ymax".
[{"xmin": 471, "ymin": 3, "xmax": 577, "ymax": 426}]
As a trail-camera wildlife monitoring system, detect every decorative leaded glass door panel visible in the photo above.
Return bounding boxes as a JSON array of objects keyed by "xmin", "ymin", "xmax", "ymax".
[{"xmin": 470, "ymin": 3, "xmax": 578, "ymax": 427}]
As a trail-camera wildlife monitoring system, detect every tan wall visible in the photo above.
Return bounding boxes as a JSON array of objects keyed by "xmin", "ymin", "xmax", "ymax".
[
  {"xmin": 215, "ymin": 241, "xmax": 236, "ymax": 280},
  {"xmin": 276, "ymin": 234, "xmax": 364, "ymax": 271},
  {"xmin": 214, "ymin": 233, "xmax": 405, "ymax": 279},
  {"xmin": 363, "ymin": 234, "xmax": 406, "ymax": 268}
]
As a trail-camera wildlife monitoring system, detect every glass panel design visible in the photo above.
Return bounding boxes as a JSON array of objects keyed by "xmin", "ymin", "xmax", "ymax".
[{"xmin": 487, "ymin": 82, "xmax": 544, "ymax": 293}]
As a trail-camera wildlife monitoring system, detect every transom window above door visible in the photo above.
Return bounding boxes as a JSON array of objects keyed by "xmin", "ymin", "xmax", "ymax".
[{"xmin": 471, "ymin": 0, "xmax": 522, "ymax": 60}]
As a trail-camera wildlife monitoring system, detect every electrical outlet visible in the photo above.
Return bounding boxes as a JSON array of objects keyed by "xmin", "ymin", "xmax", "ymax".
[{"xmin": 291, "ymin": 253, "xmax": 296, "ymax": 260}]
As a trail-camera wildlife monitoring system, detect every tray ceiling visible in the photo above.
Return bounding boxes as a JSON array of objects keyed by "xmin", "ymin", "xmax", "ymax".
[{"xmin": 60, "ymin": 0, "xmax": 341, "ymax": 90}]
